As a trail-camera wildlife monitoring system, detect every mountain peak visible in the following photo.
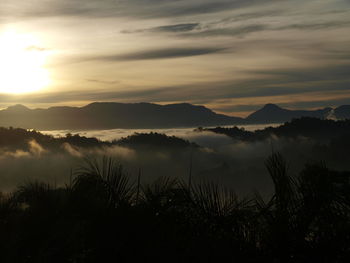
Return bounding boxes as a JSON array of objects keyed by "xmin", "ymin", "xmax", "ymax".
[
  {"xmin": 335, "ymin": 105, "xmax": 350, "ymax": 120},
  {"xmin": 262, "ymin": 103, "xmax": 282, "ymax": 110},
  {"xmin": 246, "ymin": 103, "xmax": 342, "ymax": 123},
  {"xmin": 6, "ymin": 104, "xmax": 30, "ymax": 112}
]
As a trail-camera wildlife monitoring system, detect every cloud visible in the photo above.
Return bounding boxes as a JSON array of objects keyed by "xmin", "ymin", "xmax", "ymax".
[
  {"xmin": 1, "ymin": 61, "xmax": 350, "ymax": 108},
  {"xmin": 2, "ymin": 126, "xmax": 350, "ymax": 196},
  {"xmin": 119, "ymin": 18, "xmax": 350, "ymax": 44},
  {"xmin": 28, "ymin": 140, "xmax": 46, "ymax": 156},
  {"xmin": 1, "ymin": 0, "xmax": 350, "ymax": 116},
  {"xmin": 276, "ymin": 20, "xmax": 350, "ymax": 31},
  {"xmin": 97, "ymin": 146, "xmax": 136, "ymax": 160},
  {"xmin": 177, "ymin": 20, "xmax": 350, "ymax": 39},
  {"xmin": 62, "ymin": 142, "xmax": 136, "ymax": 159},
  {"xmin": 0, "ymin": 140, "xmax": 47, "ymax": 160},
  {"xmin": 123, "ymin": 23, "xmax": 200, "ymax": 34},
  {"xmin": 214, "ymin": 9, "xmax": 284, "ymax": 23},
  {"xmin": 25, "ymin": 45, "xmax": 48, "ymax": 52},
  {"xmin": 0, "ymin": 0, "xmax": 279, "ymax": 21},
  {"xmin": 86, "ymin": 79, "xmax": 120, "ymax": 85},
  {"xmin": 0, "ymin": 150, "xmax": 31, "ymax": 159},
  {"xmin": 150, "ymin": 23, "xmax": 200, "ymax": 32},
  {"xmin": 246, "ymin": 63, "xmax": 350, "ymax": 88},
  {"xmin": 79, "ymin": 47, "xmax": 227, "ymax": 62},
  {"xmin": 62, "ymin": 142, "xmax": 83, "ymax": 157},
  {"xmin": 181, "ymin": 24, "xmax": 268, "ymax": 38}
]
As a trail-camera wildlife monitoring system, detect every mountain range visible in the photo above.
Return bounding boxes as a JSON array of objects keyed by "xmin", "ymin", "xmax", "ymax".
[{"xmin": 0, "ymin": 102, "xmax": 349, "ymax": 130}]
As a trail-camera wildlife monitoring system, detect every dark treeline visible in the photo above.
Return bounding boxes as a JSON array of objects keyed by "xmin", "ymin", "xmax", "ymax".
[
  {"xmin": 116, "ymin": 132, "xmax": 198, "ymax": 149},
  {"xmin": 199, "ymin": 117, "xmax": 350, "ymax": 142},
  {"xmin": 2, "ymin": 117, "xmax": 350, "ymax": 152},
  {"xmin": 199, "ymin": 118, "xmax": 350, "ymax": 170},
  {"xmin": 0, "ymin": 127, "xmax": 107, "ymax": 151},
  {"xmin": 1, "ymin": 154, "xmax": 350, "ymax": 263},
  {"xmin": 0, "ymin": 127, "xmax": 195, "ymax": 151}
]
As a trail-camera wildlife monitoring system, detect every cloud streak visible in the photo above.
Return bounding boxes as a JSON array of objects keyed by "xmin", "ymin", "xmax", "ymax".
[
  {"xmin": 1, "ymin": 0, "xmax": 281, "ymax": 20},
  {"xmin": 122, "ymin": 23, "xmax": 200, "ymax": 34},
  {"xmin": 78, "ymin": 47, "xmax": 227, "ymax": 62},
  {"xmin": 181, "ymin": 24, "xmax": 268, "ymax": 38}
]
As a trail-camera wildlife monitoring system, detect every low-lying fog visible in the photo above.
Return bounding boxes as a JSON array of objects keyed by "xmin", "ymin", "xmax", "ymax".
[
  {"xmin": 41, "ymin": 123, "xmax": 280, "ymax": 142},
  {"xmin": 1, "ymin": 122, "xmax": 348, "ymax": 198}
]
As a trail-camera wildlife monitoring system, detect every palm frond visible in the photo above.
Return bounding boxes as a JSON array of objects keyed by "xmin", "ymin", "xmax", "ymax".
[{"xmin": 73, "ymin": 156, "xmax": 135, "ymax": 208}]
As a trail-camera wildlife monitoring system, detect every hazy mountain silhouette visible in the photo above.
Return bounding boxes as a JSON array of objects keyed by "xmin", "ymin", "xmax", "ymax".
[
  {"xmin": 0, "ymin": 102, "xmax": 244, "ymax": 130},
  {"xmin": 246, "ymin": 103, "xmax": 333, "ymax": 123},
  {"xmin": 334, "ymin": 105, "xmax": 350, "ymax": 119},
  {"xmin": 0, "ymin": 102, "xmax": 349, "ymax": 130}
]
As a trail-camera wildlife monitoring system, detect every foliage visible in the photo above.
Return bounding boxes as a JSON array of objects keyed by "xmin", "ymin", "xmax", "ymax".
[{"xmin": 0, "ymin": 154, "xmax": 349, "ymax": 262}]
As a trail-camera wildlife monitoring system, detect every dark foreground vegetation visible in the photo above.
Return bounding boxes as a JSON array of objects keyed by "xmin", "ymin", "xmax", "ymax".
[{"xmin": 1, "ymin": 154, "xmax": 350, "ymax": 263}]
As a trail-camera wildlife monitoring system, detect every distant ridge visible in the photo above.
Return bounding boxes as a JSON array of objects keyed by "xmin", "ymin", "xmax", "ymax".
[
  {"xmin": 246, "ymin": 103, "xmax": 334, "ymax": 123},
  {"xmin": 0, "ymin": 102, "xmax": 243, "ymax": 130},
  {"xmin": 335, "ymin": 105, "xmax": 350, "ymax": 120},
  {"xmin": 0, "ymin": 102, "xmax": 349, "ymax": 130}
]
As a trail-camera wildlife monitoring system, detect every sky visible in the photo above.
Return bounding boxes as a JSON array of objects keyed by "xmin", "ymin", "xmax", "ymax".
[{"xmin": 0, "ymin": 0, "xmax": 349, "ymax": 117}]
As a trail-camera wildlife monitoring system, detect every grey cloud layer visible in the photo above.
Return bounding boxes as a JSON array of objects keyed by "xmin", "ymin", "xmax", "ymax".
[
  {"xmin": 0, "ymin": 0, "xmax": 279, "ymax": 20},
  {"xmin": 122, "ymin": 23, "xmax": 201, "ymax": 34},
  {"xmin": 76, "ymin": 47, "xmax": 227, "ymax": 62},
  {"xmin": 2, "ymin": 61, "xmax": 349, "ymax": 108},
  {"xmin": 125, "ymin": 20, "xmax": 350, "ymax": 39},
  {"xmin": 1, "ymin": 0, "xmax": 350, "ymax": 114},
  {"xmin": 150, "ymin": 23, "xmax": 200, "ymax": 32}
]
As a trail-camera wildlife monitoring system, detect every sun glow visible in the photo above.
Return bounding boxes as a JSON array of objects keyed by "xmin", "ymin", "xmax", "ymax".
[{"xmin": 0, "ymin": 31, "xmax": 50, "ymax": 94}]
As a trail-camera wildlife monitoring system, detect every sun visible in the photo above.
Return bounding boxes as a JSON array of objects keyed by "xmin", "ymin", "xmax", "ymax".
[{"xmin": 0, "ymin": 31, "xmax": 50, "ymax": 94}]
